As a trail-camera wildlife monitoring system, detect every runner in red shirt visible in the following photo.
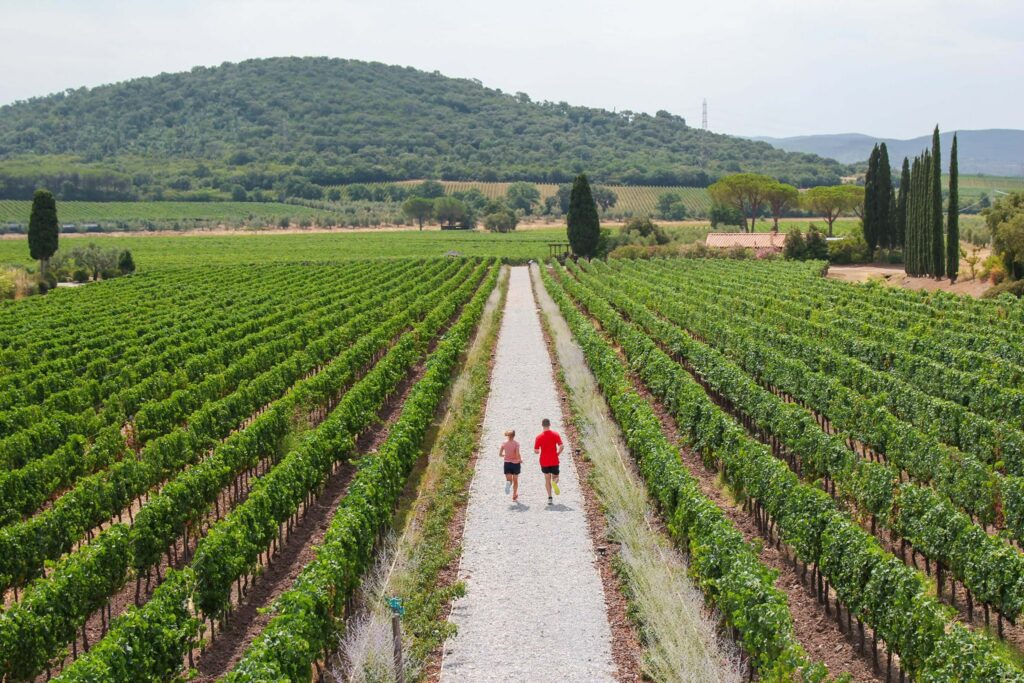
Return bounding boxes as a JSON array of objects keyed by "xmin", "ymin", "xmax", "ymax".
[{"xmin": 534, "ymin": 418, "xmax": 564, "ymax": 504}]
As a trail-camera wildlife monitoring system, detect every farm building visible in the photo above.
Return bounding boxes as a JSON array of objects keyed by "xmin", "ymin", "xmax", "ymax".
[{"xmin": 705, "ymin": 232, "xmax": 786, "ymax": 252}]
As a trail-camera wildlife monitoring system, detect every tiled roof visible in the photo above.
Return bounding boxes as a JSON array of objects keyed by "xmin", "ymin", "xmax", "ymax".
[{"xmin": 705, "ymin": 232, "xmax": 785, "ymax": 249}]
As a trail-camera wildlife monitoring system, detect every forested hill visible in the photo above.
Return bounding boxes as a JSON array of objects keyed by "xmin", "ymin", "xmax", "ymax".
[{"xmin": 0, "ymin": 57, "xmax": 846, "ymax": 200}]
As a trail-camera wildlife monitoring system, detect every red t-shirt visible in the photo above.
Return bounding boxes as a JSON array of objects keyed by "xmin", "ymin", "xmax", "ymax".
[{"xmin": 534, "ymin": 430, "xmax": 563, "ymax": 467}]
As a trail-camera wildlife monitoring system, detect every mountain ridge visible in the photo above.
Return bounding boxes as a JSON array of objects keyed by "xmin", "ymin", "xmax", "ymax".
[{"xmin": 753, "ymin": 129, "xmax": 1024, "ymax": 176}]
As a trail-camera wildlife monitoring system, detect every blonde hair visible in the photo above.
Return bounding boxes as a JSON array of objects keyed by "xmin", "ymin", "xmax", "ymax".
[{"xmin": 504, "ymin": 430, "xmax": 515, "ymax": 438}]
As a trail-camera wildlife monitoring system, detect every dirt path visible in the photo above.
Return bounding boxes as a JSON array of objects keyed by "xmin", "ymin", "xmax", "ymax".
[
  {"xmin": 440, "ymin": 267, "xmax": 616, "ymax": 682},
  {"xmin": 827, "ymin": 261, "xmax": 991, "ymax": 297}
]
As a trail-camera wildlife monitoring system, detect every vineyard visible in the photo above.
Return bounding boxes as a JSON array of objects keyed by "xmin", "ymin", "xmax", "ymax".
[
  {"xmin": 0, "ymin": 257, "xmax": 499, "ymax": 681},
  {"xmin": 542, "ymin": 258, "xmax": 1024, "ymax": 680},
  {"xmin": 5, "ymin": 248, "xmax": 1024, "ymax": 682},
  {"xmin": 0, "ymin": 229, "xmax": 563, "ymax": 270},
  {"xmin": 350, "ymin": 180, "xmax": 713, "ymax": 217},
  {"xmin": 0, "ymin": 200, "xmax": 338, "ymax": 228}
]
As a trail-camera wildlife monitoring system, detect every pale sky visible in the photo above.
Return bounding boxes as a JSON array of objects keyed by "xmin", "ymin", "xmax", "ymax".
[{"xmin": 0, "ymin": 0, "xmax": 1020, "ymax": 138}]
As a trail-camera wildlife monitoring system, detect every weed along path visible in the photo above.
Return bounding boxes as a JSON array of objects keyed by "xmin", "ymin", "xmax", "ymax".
[{"xmin": 441, "ymin": 266, "xmax": 616, "ymax": 682}]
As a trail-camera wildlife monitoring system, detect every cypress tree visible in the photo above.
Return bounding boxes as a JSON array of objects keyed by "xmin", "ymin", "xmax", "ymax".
[
  {"xmin": 896, "ymin": 157, "xmax": 910, "ymax": 249},
  {"xmin": 907, "ymin": 157, "xmax": 920, "ymax": 275},
  {"xmin": 946, "ymin": 133, "xmax": 959, "ymax": 281},
  {"xmin": 910, "ymin": 154, "xmax": 928, "ymax": 276},
  {"xmin": 567, "ymin": 174, "xmax": 600, "ymax": 258},
  {"xmin": 887, "ymin": 190, "xmax": 897, "ymax": 255},
  {"xmin": 28, "ymin": 189, "xmax": 59, "ymax": 277},
  {"xmin": 876, "ymin": 143, "xmax": 893, "ymax": 249},
  {"xmin": 930, "ymin": 126, "xmax": 944, "ymax": 277},
  {"xmin": 863, "ymin": 144, "xmax": 879, "ymax": 252},
  {"xmin": 925, "ymin": 150, "xmax": 933, "ymax": 276}
]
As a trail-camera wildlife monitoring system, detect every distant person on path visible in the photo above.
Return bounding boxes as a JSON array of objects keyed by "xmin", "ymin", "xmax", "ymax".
[
  {"xmin": 500, "ymin": 430, "xmax": 522, "ymax": 502},
  {"xmin": 534, "ymin": 418, "xmax": 564, "ymax": 505}
]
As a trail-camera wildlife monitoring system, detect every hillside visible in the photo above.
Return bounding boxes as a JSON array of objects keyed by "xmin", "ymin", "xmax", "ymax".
[
  {"xmin": 0, "ymin": 57, "xmax": 846, "ymax": 201},
  {"xmin": 754, "ymin": 129, "xmax": 1024, "ymax": 175}
]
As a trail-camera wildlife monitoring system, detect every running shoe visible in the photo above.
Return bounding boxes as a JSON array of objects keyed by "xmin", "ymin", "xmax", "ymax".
[
  {"xmin": 548, "ymin": 496, "xmax": 553, "ymax": 505},
  {"xmin": 552, "ymin": 480, "xmax": 560, "ymax": 496},
  {"xmin": 505, "ymin": 481, "xmax": 512, "ymax": 495}
]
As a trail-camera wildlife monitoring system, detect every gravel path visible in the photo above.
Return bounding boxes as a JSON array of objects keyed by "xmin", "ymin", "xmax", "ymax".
[{"xmin": 441, "ymin": 266, "xmax": 616, "ymax": 682}]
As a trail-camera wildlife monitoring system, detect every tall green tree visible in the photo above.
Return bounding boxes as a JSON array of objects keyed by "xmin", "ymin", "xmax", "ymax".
[
  {"xmin": 432, "ymin": 196, "xmax": 470, "ymax": 229},
  {"xmin": 906, "ymin": 155, "xmax": 926, "ymax": 276},
  {"xmin": 28, "ymin": 189, "xmax": 59, "ymax": 276},
  {"xmin": 707, "ymin": 173, "xmax": 774, "ymax": 232},
  {"xmin": 802, "ymin": 185, "xmax": 859, "ymax": 236},
  {"xmin": 896, "ymin": 157, "xmax": 910, "ymax": 249},
  {"xmin": 876, "ymin": 143, "xmax": 893, "ymax": 249},
  {"xmin": 922, "ymin": 150, "xmax": 934, "ymax": 275},
  {"xmin": 567, "ymin": 174, "xmax": 600, "ymax": 257},
  {"xmin": 930, "ymin": 126, "xmax": 944, "ymax": 277},
  {"xmin": 505, "ymin": 182, "xmax": 541, "ymax": 215},
  {"xmin": 592, "ymin": 187, "xmax": 618, "ymax": 211},
  {"xmin": 402, "ymin": 197, "xmax": 434, "ymax": 230},
  {"xmin": 987, "ymin": 191, "xmax": 1024, "ymax": 280},
  {"xmin": 863, "ymin": 145, "xmax": 880, "ymax": 251},
  {"xmin": 887, "ymin": 191, "xmax": 897, "ymax": 255},
  {"xmin": 905, "ymin": 158, "xmax": 917, "ymax": 274},
  {"xmin": 946, "ymin": 133, "xmax": 960, "ymax": 281},
  {"xmin": 765, "ymin": 182, "xmax": 799, "ymax": 232},
  {"xmin": 656, "ymin": 192, "xmax": 688, "ymax": 221},
  {"xmin": 413, "ymin": 180, "xmax": 445, "ymax": 199}
]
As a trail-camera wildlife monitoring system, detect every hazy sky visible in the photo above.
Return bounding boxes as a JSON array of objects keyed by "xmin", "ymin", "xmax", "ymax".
[{"xmin": 1, "ymin": 0, "xmax": 1020, "ymax": 138}]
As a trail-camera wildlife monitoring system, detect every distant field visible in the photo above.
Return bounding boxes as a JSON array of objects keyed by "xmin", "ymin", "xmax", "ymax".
[
  {"xmin": 952, "ymin": 175, "xmax": 1024, "ymax": 211},
  {"xmin": 0, "ymin": 228, "xmax": 567, "ymax": 270},
  {"xmin": 955, "ymin": 174, "xmax": 1024, "ymax": 191},
  {"xmin": 0, "ymin": 200, "xmax": 333, "ymax": 226},
  {"xmin": 353, "ymin": 180, "xmax": 713, "ymax": 216}
]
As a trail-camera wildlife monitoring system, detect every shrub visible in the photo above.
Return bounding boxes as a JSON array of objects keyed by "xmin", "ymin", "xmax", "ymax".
[
  {"xmin": 0, "ymin": 271, "xmax": 15, "ymax": 299},
  {"xmin": 73, "ymin": 269, "xmax": 90, "ymax": 283},
  {"xmin": 783, "ymin": 228, "xmax": 806, "ymax": 260},
  {"xmin": 118, "ymin": 250, "xmax": 136, "ymax": 275},
  {"xmin": 982, "ymin": 279, "xmax": 1024, "ymax": 299},
  {"xmin": 827, "ymin": 235, "xmax": 871, "ymax": 264},
  {"xmin": 608, "ymin": 244, "xmax": 652, "ymax": 260},
  {"xmin": 805, "ymin": 227, "xmax": 829, "ymax": 260},
  {"xmin": 483, "ymin": 210, "xmax": 517, "ymax": 233},
  {"xmin": 621, "ymin": 217, "xmax": 670, "ymax": 245}
]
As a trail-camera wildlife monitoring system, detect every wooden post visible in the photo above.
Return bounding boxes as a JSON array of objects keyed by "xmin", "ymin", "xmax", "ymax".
[{"xmin": 392, "ymin": 613, "xmax": 404, "ymax": 683}]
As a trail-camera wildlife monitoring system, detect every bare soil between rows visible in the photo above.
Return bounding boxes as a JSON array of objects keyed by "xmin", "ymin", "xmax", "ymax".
[{"xmin": 827, "ymin": 263, "xmax": 991, "ymax": 297}]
